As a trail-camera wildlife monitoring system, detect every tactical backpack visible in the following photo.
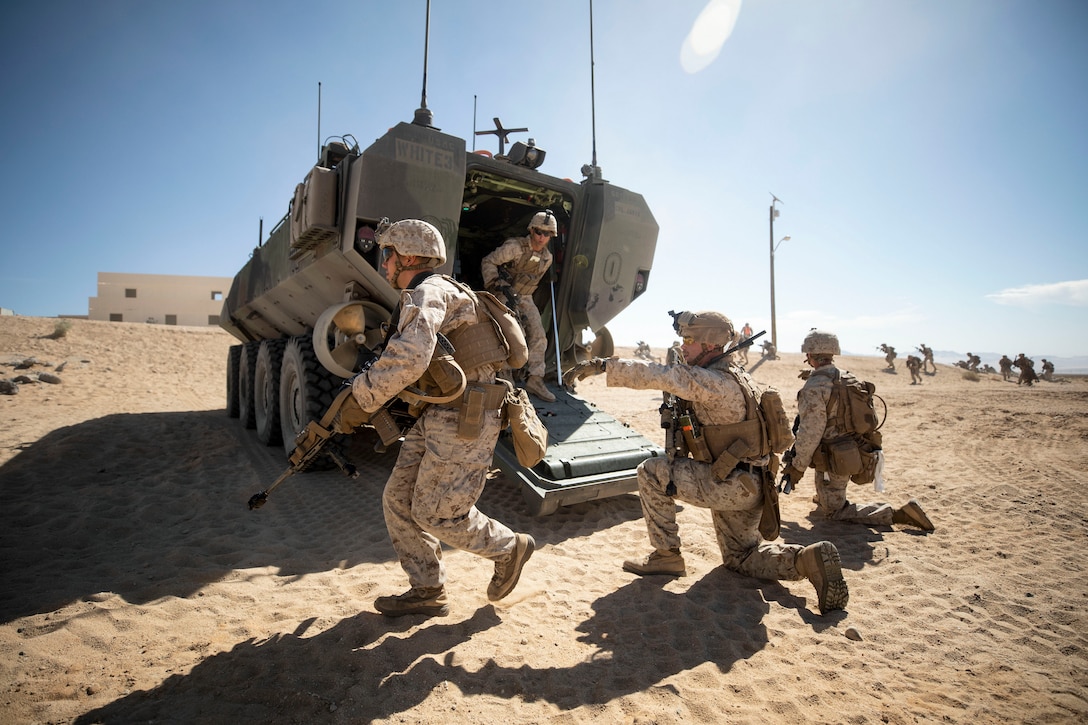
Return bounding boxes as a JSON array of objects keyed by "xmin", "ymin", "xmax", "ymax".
[
  {"xmin": 811, "ymin": 368, "xmax": 886, "ymax": 483},
  {"xmin": 833, "ymin": 370, "xmax": 883, "ymax": 436}
]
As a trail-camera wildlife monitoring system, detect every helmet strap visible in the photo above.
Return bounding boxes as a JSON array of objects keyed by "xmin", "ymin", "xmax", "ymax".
[{"xmin": 688, "ymin": 344, "xmax": 723, "ymax": 367}]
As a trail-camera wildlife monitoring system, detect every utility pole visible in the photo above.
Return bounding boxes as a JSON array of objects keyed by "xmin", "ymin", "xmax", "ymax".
[{"xmin": 769, "ymin": 195, "xmax": 782, "ymax": 351}]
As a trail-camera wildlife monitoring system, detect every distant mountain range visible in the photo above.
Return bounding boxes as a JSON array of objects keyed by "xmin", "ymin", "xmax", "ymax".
[{"xmin": 842, "ymin": 350, "xmax": 1088, "ymax": 375}]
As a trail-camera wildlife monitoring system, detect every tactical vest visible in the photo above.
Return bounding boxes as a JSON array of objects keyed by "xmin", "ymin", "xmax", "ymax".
[
  {"xmin": 503, "ymin": 240, "xmax": 550, "ymax": 295},
  {"xmin": 679, "ymin": 357, "xmax": 791, "ymax": 478},
  {"xmin": 392, "ymin": 274, "xmax": 515, "ymax": 413}
]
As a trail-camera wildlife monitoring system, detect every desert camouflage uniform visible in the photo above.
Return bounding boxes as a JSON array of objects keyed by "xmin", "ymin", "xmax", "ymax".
[
  {"xmin": 906, "ymin": 354, "xmax": 923, "ymax": 385},
  {"xmin": 351, "ymin": 273, "xmax": 516, "ymax": 589},
  {"xmin": 607, "ymin": 358, "xmax": 809, "ymax": 581},
  {"xmin": 999, "ymin": 355, "xmax": 1014, "ymax": 381},
  {"xmin": 920, "ymin": 344, "xmax": 935, "ymax": 373},
  {"xmin": 481, "ymin": 236, "xmax": 552, "ymax": 378},
  {"xmin": 794, "ymin": 363, "xmax": 894, "ymax": 526}
]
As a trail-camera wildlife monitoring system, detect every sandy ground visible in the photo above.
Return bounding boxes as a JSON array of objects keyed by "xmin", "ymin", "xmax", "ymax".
[{"xmin": 1, "ymin": 315, "xmax": 1086, "ymax": 724}]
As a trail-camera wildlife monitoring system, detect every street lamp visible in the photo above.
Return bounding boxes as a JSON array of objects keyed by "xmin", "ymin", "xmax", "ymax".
[{"xmin": 768, "ymin": 194, "xmax": 789, "ymax": 351}]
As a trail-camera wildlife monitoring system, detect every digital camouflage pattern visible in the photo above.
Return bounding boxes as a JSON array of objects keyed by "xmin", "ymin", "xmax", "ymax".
[
  {"xmin": 795, "ymin": 363, "xmax": 894, "ymax": 526},
  {"xmin": 351, "ymin": 274, "xmax": 518, "ymax": 589},
  {"xmin": 607, "ymin": 359, "xmax": 810, "ymax": 581},
  {"xmin": 351, "ymin": 275, "xmax": 492, "ymax": 412},
  {"xmin": 481, "ymin": 236, "xmax": 553, "ymax": 377}
]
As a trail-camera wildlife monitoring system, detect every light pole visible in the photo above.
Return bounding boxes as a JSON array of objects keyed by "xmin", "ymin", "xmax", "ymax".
[{"xmin": 768, "ymin": 194, "xmax": 787, "ymax": 351}]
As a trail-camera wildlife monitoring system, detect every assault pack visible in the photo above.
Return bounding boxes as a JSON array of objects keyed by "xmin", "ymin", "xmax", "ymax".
[
  {"xmin": 809, "ymin": 367, "xmax": 886, "ymax": 483},
  {"xmin": 824, "ymin": 368, "xmax": 883, "ymax": 437}
]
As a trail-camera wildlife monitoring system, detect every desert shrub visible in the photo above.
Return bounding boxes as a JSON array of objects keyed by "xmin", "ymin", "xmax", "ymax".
[
  {"xmin": 47, "ymin": 319, "xmax": 72, "ymax": 340},
  {"xmin": 962, "ymin": 370, "xmax": 980, "ymax": 382}
]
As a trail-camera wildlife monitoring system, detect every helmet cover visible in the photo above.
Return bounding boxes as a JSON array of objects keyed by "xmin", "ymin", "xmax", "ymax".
[
  {"xmin": 528, "ymin": 210, "xmax": 558, "ymax": 235},
  {"xmin": 801, "ymin": 329, "xmax": 841, "ymax": 355},
  {"xmin": 670, "ymin": 310, "xmax": 734, "ymax": 347},
  {"xmin": 377, "ymin": 219, "xmax": 446, "ymax": 267}
]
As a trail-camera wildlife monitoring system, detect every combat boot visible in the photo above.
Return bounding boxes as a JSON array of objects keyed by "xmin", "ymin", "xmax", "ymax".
[
  {"xmin": 623, "ymin": 548, "xmax": 686, "ymax": 576},
  {"xmin": 892, "ymin": 499, "xmax": 934, "ymax": 531},
  {"xmin": 796, "ymin": 542, "xmax": 849, "ymax": 614},
  {"xmin": 374, "ymin": 586, "xmax": 449, "ymax": 618},
  {"xmin": 488, "ymin": 533, "xmax": 535, "ymax": 601},
  {"xmin": 525, "ymin": 375, "xmax": 556, "ymax": 403}
]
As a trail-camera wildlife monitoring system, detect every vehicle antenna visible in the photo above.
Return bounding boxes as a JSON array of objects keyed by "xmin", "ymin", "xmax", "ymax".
[
  {"xmin": 590, "ymin": 0, "xmax": 598, "ymax": 169},
  {"xmin": 413, "ymin": 0, "xmax": 435, "ymax": 127},
  {"xmin": 472, "ymin": 94, "xmax": 477, "ymax": 151},
  {"xmin": 582, "ymin": 0, "xmax": 602, "ymax": 181},
  {"xmin": 316, "ymin": 81, "xmax": 322, "ymax": 162}
]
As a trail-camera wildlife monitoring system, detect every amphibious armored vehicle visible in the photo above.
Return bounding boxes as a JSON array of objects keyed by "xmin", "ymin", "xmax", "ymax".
[{"xmin": 221, "ymin": 108, "xmax": 662, "ymax": 515}]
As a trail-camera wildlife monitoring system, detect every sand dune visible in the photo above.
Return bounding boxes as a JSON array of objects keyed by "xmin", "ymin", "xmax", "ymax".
[{"xmin": 1, "ymin": 316, "xmax": 1086, "ymax": 723}]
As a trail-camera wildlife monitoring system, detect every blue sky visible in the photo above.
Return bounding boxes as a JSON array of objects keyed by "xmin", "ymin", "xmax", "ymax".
[{"xmin": 2, "ymin": 0, "xmax": 1086, "ymax": 358}]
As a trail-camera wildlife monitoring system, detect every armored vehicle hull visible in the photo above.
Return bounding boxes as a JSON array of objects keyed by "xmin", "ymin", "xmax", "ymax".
[{"xmin": 222, "ymin": 117, "xmax": 662, "ymax": 514}]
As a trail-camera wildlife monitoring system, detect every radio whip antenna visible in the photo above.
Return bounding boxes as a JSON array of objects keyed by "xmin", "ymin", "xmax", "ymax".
[
  {"xmin": 589, "ymin": 0, "xmax": 598, "ymax": 169},
  {"xmin": 413, "ymin": 0, "xmax": 435, "ymax": 127},
  {"xmin": 316, "ymin": 81, "xmax": 322, "ymax": 161},
  {"xmin": 581, "ymin": 0, "xmax": 602, "ymax": 181}
]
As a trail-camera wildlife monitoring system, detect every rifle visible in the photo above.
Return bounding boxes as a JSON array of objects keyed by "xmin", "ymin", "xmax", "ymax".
[
  {"xmin": 779, "ymin": 447, "xmax": 797, "ymax": 494},
  {"xmin": 493, "ymin": 267, "xmax": 523, "ymax": 319},
  {"xmin": 247, "ymin": 333, "xmax": 464, "ymax": 510},
  {"xmin": 247, "ymin": 386, "xmax": 408, "ymax": 510},
  {"xmin": 726, "ymin": 330, "xmax": 764, "ymax": 357}
]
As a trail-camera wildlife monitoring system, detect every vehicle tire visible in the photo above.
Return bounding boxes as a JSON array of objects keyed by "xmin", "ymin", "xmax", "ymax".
[
  {"xmin": 238, "ymin": 340, "xmax": 261, "ymax": 429},
  {"xmin": 226, "ymin": 345, "xmax": 241, "ymax": 418},
  {"xmin": 279, "ymin": 335, "xmax": 341, "ymax": 459},
  {"xmin": 254, "ymin": 338, "xmax": 286, "ymax": 446}
]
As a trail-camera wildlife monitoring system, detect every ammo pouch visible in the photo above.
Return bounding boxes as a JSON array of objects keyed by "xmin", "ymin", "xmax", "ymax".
[
  {"xmin": 815, "ymin": 436, "xmax": 863, "ymax": 477},
  {"xmin": 703, "ymin": 419, "xmax": 763, "ymax": 482},
  {"xmin": 443, "ymin": 382, "xmax": 508, "ymax": 440},
  {"xmin": 850, "ymin": 432, "xmax": 883, "ymax": 484}
]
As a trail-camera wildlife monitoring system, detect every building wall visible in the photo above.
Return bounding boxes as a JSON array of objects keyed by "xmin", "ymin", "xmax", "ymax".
[{"xmin": 88, "ymin": 272, "xmax": 233, "ymax": 326}]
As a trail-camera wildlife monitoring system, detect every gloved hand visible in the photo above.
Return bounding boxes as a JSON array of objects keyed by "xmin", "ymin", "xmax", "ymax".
[
  {"xmin": 565, "ymin": 357, "xmax": 608, "ymax": 385},
  {"xmin": 779, "ymin": 464, "xmax": 806, "ymax": 494}
]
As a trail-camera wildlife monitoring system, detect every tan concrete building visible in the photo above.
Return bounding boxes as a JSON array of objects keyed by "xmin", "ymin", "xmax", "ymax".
[{"xmin": 88, "ymin": 272, "xmax": 232, "ymax": 326}]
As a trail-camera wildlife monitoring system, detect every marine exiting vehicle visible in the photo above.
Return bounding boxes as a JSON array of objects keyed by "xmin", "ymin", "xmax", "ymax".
[{"xmin": 220, "ymin": 5, "xmax": 662, "ymax": 515}]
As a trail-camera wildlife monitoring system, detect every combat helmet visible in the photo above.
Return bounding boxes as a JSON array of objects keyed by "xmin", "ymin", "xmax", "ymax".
[
  {"xmin": 801, "ymin": 328, "xmax": 841, "ymax": 356},
  {"xmin": 528, "ymin": 210, "xmax": 558, "ymax": 235},
  {"xmin": 669, "ymin": 310, "xmax": 734, "ymax": 346},
  {"xmin": 377, "ymin": 219, "xmax": 447, "ymax": 267}
]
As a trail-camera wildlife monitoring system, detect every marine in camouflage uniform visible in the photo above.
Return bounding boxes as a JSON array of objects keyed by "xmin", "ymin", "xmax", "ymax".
[
  {"xmin": 906, "ymin": 354, "xmax": 923, "ymax": 385},
  {"xmin": 481, "ymin": 210, "xmax": 558, "ymax": 403},
  {"xmin": 1014, "ymin": 353, "xmax": 1037, "ymax": 386},
  {"xmin": 999, "ymin": 354, "xmax": 1014, "ymax": 382},
  {"xmin": 918, "ymin": 343, "xmax": 935, "ymax": 374},
  {"xmin": 568, "ymin": 310, "xmax": 849, "ymax": 615},
  {"xmin": 879, "ymin": 343, "xmax": 897, "ymax": 370},
  {"xmin": 782, "ymin": 329, "xmax": 934, "ymax": 531},
  {"xmin": 351, "ymin": 219, "xmax": 535, "ymax": 617}
]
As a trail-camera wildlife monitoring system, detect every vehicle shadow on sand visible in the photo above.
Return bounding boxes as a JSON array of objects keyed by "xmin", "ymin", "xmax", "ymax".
[{"xmin": 0, "ymin": 409, "xmax": 644, "ymax": 624}]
